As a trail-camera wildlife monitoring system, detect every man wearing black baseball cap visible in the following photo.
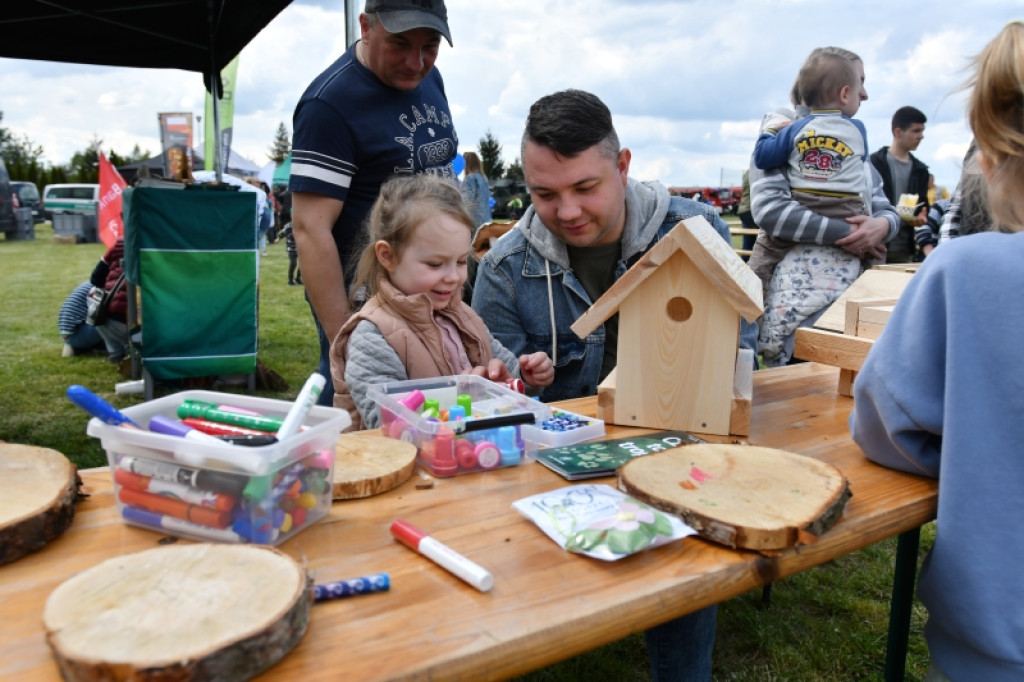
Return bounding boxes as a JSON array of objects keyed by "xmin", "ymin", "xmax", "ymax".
[
  {"xmin": 366, "ymin": 0, "xmax": 452, "ymax": 46},
  {"xmin": 289, "ymin": 0, "xmax": 458, "ymax": 405}
]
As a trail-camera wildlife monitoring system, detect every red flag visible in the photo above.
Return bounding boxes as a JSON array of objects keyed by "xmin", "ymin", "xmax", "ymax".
[{"xmin": 98, "ymin": 152, "xmax": 128, "ymax": 248}]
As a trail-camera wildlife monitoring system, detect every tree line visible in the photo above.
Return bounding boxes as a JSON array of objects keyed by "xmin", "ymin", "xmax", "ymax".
[
  {"xmin": 1, "ymin": 113, "xmax": 522, "ymax": 191},
  {"xmin": 0, "ymin": 111, "xmax": 152, "ymax": 188}
]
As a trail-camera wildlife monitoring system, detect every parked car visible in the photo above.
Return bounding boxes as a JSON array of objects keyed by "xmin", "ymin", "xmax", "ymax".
[
  {"xmin": 42, "ymin": 183, "xmax": 100, "ymax": 221},
  {"xmin": 11, "ymin": 181, "xmax": 43, "ymax": 223},
  {"xmin": 0, "ymin": 160, "xmax": 15, "ymax": 235}
]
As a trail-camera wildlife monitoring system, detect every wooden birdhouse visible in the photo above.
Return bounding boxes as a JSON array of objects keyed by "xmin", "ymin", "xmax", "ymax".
[{"xmin": 571, "ymin": 216, "xmax": 762, "ymax": 436}]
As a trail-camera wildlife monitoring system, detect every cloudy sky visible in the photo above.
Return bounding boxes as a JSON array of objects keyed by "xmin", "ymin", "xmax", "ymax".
[{"xmin": 0, "ymin": 1, "xmax": 1015, "ymax": 191}]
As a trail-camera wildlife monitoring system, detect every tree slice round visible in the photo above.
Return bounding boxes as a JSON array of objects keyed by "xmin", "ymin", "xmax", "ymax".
[
  {"xmin": 333, "ymin": 434, "xmax": 418, "ymax": 500},
  {"xmin": 0, "ymin": 443, "xmax": 79, "ymax": 565},
  {"xmin": 617, "ymin": 444, "xmax": 851, "ymax": 551},
  {"xmin": 43, "ymin": 544, "xmax": 311, "ymax": 681}
]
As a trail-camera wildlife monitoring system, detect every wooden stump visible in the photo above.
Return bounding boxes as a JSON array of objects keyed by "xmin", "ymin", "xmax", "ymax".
[
  {"xmin": 618, "ymin": 444, "xmax": 851, "ymax": 552},
  {"xmin": 0, "ymin": 443, "xmax": 79, "ymax": 565},
  {"xmin": 332, "ymin": 434, "xmax": 418, "ymax": 500},
  {"xmin": 43, "ymin": 544, "xmax": 311, "ymax": 681}
]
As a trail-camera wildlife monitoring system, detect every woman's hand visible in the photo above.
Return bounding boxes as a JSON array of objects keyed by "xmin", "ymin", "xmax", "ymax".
[{"xmin": 837, "ymin": 215, "xmax": 889, "ymax": 260}]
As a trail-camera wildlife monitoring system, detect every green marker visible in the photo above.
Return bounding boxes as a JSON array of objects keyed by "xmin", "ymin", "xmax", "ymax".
[{"xmin": 176, "ymin": 400, "xmax": 283, "ymax": 433}]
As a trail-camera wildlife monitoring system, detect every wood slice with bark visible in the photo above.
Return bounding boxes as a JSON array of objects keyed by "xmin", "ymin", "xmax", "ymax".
[
  {"xmin": 43, "ymin": 544, "xmax": 311, "ymax": 682},
  {"xmin": 0, "ymin": 443, "xmax": 79, "ymax": 565},
  {"xmin": 333, "ymin": 433, "xmax": 418, "ymax": 500},
  {"xmin": 618, "ymin": 444, "xmax": 851, "ymax": 552}
]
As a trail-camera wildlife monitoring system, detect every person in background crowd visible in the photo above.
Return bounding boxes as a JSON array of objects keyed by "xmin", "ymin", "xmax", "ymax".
[
  {"xmin": 927, "ymin": 173, "xmax": 949, "ymax": 205},
  {"xmin": 89, "ymin": 237, "xmax": 130, "ymax": 363},
  {"xmin": 736, "ymin": 168, "xmax": 757, "ymax": 260},
  {"xmin": 870, "ymin": 105, "xmax": 931, "ymax": 262},
  {"xmin": 937, "ymin": 139, "xmax": 1006, "ymax": 244},
  {"xmin": 289, "ymin": 0, "xmax": 457, "ymax": 406},
  {"xmin": 58, "ymin": 281, "xmax": 104, "ymax": 357},
  {"xmin": 916, "ymin": 197, "xmax": 950, "ymax": 258},
  {"xmin": 506, "ymin": 194, "xmax": 523, "ymax": 219},
  {"xmin": 249, "ymin": 178, "xmax": 275, "ymax": 256},
  {"xmin": 282, "ymin": 222, "xmax": 302, "ymax": 286},
  {"xmin": 850, "ymin": 20, "xmax": 1024, "ymax": 680},
  {"xmin": 460, "ymin": 150, "xmax": 492, "ymax": 228}
]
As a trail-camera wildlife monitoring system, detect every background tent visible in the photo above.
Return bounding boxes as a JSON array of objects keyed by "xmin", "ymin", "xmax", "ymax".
[
  {"xmin": 273, "ymin": 154, "xmax": 292, "ymax": 187},
  {"xmin": 119, "ymin": 147, "xmax": 261, "ymax": 184},
  {"xmin": 0, "ymin": 1, "xmax": 294, "ymax": 175}
]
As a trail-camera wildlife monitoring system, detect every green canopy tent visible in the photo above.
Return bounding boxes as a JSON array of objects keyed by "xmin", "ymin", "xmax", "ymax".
[{"xmin": 272, "ymin": 154, "xmax": 292, "ymax": 187}]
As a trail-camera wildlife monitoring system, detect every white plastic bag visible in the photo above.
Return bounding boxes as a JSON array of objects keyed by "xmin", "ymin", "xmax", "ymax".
[{"xmin": 512, "ymin": 484, "xmax": 696, "ymax": 561}]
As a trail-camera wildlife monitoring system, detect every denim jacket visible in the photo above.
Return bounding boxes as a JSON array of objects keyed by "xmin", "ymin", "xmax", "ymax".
[{"xmin": 472, "ymin": 178, "xmax": 757, "ymax": 402}]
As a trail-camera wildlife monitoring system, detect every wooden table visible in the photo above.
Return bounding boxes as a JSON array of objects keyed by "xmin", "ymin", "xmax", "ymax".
[{"xmin": 0, "ymin": 363, "xmax": 936, "ymax": 681}]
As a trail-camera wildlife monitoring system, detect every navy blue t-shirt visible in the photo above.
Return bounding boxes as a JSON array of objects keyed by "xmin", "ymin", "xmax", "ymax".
[{"xmin": 290, "ymin": 42, "xmax": 458, "ymax": 286}]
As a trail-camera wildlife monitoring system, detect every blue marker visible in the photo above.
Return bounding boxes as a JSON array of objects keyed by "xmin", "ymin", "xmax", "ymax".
[
  {"xmin": 313, "ymin": 573, "xmax": 390, "ymax": 602},
  {"xmin": 67, "ymin": 384, "xmax": 141, "ymax": 428}
]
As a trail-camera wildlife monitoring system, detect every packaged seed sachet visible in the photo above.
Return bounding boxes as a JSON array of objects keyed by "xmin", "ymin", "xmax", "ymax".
[{"xmin": 512, "ymin": 484, "xmax": 695, "ymax": 561}]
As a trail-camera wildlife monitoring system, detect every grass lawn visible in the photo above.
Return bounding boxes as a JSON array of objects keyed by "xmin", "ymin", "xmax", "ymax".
[{"xmin": 0, "ymin": 222, "xmax": 932, "ymax": 680}]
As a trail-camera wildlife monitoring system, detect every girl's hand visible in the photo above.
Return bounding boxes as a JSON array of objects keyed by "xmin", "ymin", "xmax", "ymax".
[
  {"xmin": 519, "ymin": 352, "xmax": 554, "ymax": 388},
  {"xmin": 467, "ymin": 358, "xmax": 512, "ymax": 383}
]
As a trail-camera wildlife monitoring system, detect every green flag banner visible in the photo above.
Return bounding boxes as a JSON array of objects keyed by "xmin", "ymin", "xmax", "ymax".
[{"xmin": 204, "ymin": 55, "xmax": 240, "ymax": 171}]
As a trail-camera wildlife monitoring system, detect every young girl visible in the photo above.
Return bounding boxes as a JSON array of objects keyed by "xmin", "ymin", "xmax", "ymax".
[
  {"xmin": 850, "ymin": 21, "xmax": 1024, "ymax": 681},
  {"xmin": 331, "ymin": 174, "xmax": 554, "ymax": 430}
]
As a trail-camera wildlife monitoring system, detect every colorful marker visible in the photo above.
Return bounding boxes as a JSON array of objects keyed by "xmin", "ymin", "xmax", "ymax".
[
  {"xmin": 148, "ymin": 415, "xmax": 223, "ymax": 443},
  {"xmin": 313, "ymin": 573, "xmax": 390, "ymax": 602},
  {"xmin": 182, "ymin": 418, "xmax": 270, "ymax": 437},
  {"xmin": 119, "ymin": 487, "xmax": 232, "ymax": 529},
  {"xmin": 67, "ymin": 385, "xmax": 141, "ymax": 428},
  {"xmin": 122, "ymin": 506, "xmax": 243, "ymax": 543},
  {"xmin": 114, "ymin": 469, "xmax": 237, "ymax": 512},
  {"xmin": 390, "ymin": 519, "xmax": 494, "ymax": 592},
  {"xmin": 176, "ymin": 400, "xmax": 283, "ymax": 433},
  {"xmin": 276, "ymin": 372, "xmax": 325, "ymax": 441},
  {"xmin": 119, "ymin": 456, "xmax": 247, "ymax": 497}
]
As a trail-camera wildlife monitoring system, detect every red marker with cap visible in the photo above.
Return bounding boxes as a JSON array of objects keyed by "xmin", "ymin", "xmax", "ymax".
[{"xmin": 390, "ymin": 519, "xmax": 494, "ymax": 592}]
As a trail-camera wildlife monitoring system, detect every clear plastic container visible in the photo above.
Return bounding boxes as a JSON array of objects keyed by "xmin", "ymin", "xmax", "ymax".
[
  {"xmin": 86, "ymin": 390, "xmax": 350, "ymax": 545},
  {"xmin": 521, "ymin": 409, "xmax": 606, "ymax": 448},
  {"xmin": 367, "ymin": 375, "xmax": 552, "ymax": 477}
]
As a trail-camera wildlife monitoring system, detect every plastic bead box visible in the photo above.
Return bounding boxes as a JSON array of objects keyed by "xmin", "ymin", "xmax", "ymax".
[
  {"xmin": 367, "ymin": 375, "xmax": 552, "ymax": 477},
  {"xmin": 86, "ymin": 390, "xmax": 350, "ymax": 545},
  {"xmin": 521, "ymin": 409, "xmax": 606, "ymax": 448}
]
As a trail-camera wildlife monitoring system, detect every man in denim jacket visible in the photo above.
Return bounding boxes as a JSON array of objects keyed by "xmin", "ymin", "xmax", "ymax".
[
  {"xmin": 473, "ymin": 89, "xmax": 757, "ymax": 404},
  {"xmin": 472, "ymin": 89, "xmax": 756, "ymax": 681}
]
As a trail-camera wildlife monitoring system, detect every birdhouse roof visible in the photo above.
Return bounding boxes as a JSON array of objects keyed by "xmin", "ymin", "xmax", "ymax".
[{"xmin": 571, "ymin": 215, "xmax": 763, "ymax": 339}]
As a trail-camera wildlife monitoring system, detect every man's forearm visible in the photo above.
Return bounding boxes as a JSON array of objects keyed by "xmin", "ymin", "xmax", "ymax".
[
  {"xmin": 292, "ymin": 192, "xmax": 349, "ymax": 343},
  {"xmin": 295, "ymin": 231, "xmax": 350, "ymax": 344}
]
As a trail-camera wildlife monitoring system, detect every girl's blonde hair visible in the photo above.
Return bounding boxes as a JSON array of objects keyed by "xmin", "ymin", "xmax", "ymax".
[
  {"xmin": 349, "ymin": 174, "xmax": 474, "ymax": 305},
  {"xmin": 968, "ymin": 20, "xmax": 1024, "ymax": 231}
]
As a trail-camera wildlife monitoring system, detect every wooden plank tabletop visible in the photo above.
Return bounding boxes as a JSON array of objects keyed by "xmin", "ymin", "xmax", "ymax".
[{"xmin": 0, "ymin": 363, "xmax": 937, "ymax": 681}]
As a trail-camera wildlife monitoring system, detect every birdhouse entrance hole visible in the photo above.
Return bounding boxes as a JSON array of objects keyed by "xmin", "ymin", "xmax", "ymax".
[{"xmin": 666, "ymin": 296, "xmax": 693, "ymax": 322}]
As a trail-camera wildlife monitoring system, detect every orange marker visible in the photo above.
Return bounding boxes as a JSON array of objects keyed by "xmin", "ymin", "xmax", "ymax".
[{"xmin": 119, "ymin": 487, "xmax": 232, "ymax": 529}]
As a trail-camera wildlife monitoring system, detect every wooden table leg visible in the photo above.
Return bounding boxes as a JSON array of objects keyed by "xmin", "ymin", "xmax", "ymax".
[{"xmin": 884, "ymin": 527, "xmax": 921, "ymax": 681}]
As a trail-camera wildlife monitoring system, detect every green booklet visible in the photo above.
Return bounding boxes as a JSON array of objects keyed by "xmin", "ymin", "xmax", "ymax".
[{"xmin": 534, "ymin": 430, "xmax": 705, "ymax": 481}]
